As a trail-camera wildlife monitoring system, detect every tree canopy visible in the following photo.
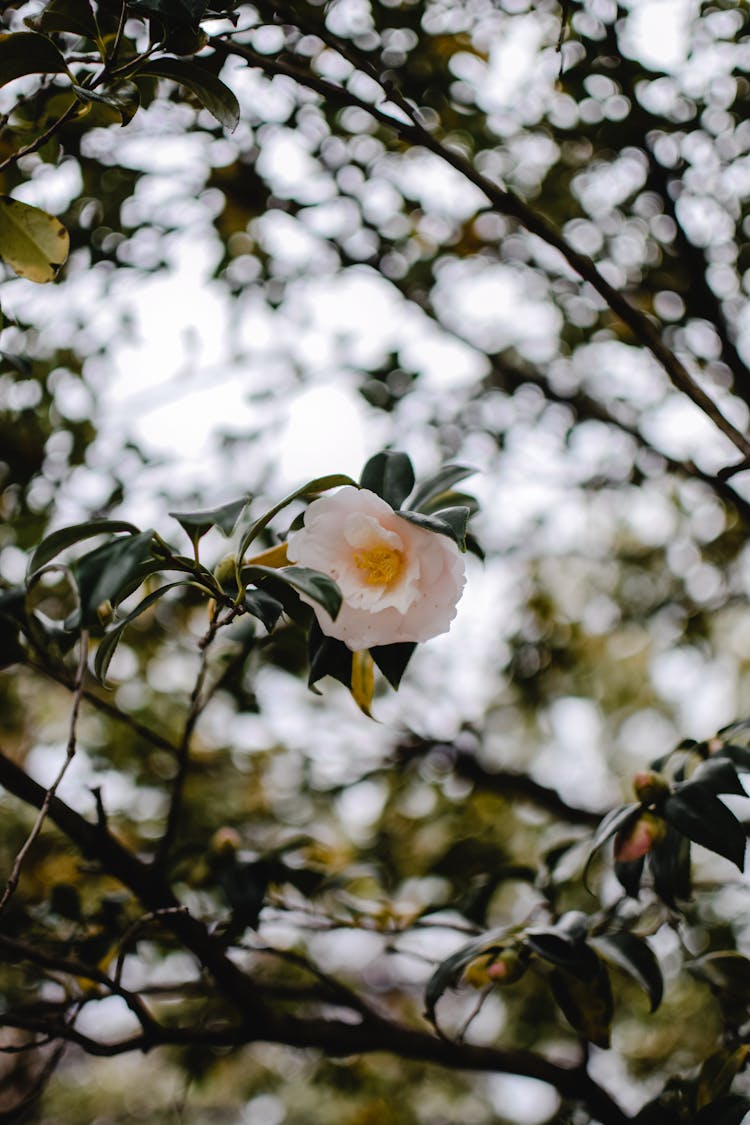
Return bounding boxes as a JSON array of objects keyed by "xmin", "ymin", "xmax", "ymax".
[{"xmin": 3, "ymin": 0, "xmax": 750, "ymax": 1122}]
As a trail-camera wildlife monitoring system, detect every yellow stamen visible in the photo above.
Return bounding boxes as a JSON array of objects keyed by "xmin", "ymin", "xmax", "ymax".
[{"xmin": 353, "ymin": 545, "xmax": 403, "ymax": 586}]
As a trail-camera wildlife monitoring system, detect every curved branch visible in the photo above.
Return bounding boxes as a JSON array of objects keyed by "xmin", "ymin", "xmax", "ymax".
[{"xmin": 211, "ymin": 36, "xmax": 750, "ymax": 464}]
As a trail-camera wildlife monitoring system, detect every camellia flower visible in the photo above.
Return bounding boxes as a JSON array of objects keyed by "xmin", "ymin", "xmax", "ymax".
[{"xmin": 286, "ymin": 486, "xmax": 466, "ymax": 651}]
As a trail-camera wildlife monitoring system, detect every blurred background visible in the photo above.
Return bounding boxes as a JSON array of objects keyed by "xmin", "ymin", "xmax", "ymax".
[{"xmin": 3, "ymin": 0, "xmax": 750, "ymax": 1120}]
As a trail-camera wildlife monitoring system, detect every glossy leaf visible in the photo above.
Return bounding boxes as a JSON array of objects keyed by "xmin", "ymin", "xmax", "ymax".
[
  {"xmin": 697, "ymin": 1047, "xmax": 750, "ymax": 1111},
  {"xmin": 694, "ymin": 1095, "xmax": 750, "ymax": 1125},
  {"xmin": 583, "ymin": 802, "xmax": 641, "ymax": 885},
  {"xmin": 242, "ymin": 565, "xmax": 341, "ymax": 620},
  {"xmin": 408, "ymin": 464, "xmax": 476, "ymax": 512},
  {"xmin": 244, "ymin": 589, "xmax": 284, "ymax": 633},
  {"xmin": 72, "ymin": 531, "xmax": 155, "ymax": 629},
  {"xmin": 360, "ymin": 451, "xmax": 415, "ymax": 509},
  {"xmin": 36, "ymin": 0, "xmax": 99, "ymax": 39},
  {"xmin": 126, "ymin": 0, "xmax": 211, "ymax": 26},
  {"xmin": 137, "ymin": 58, "xmax": 240, "ymax": 132},
  {"xmin": 663, "ymin": 787, "xmax": 745, "ymax": 870},
  {"xmin": 308, "ymin": 624, "xmax": 352, "ymax": 689},
  {"xmin": 170, "ymin": 495, "xmax": 250, "ymax": 544},
  {"xmin": 399, "ymin": 507, "xmax": 471, "ymax": 551},
  {"xmin": 591, "ymin": 931, "xmax": 663, "ymax": 1011},
  {"xmin": 0, "ymin": 197, "xmax": 70, "ymax": 283},
  {"xmin": 72, "ymin": 81, "xmax": 140, "ymax": 125},
  {"xmin": 687, "ymin": 758, "xmax": 747, "ymax": 796},
  {"xmin": 0, "ymin": 32, "xmax": 67, "ymax": 87},
  {"xmin": 28, "ymin": 519, "xmax": 141, "ymax": 576},
  {"xmin": 237, "ymin": 474, "xmax": 355, "ymax": 560},
  {"xmin": 93, "ymin": 581, "xmax": 187, "ymax": 684},
  {"xmin": 614, "ymin": 856, "xmax": 645, "ymax": 898},
  {"xmin": 715, "ymin": 743, "xmax": 750, "ymax": 771},
  {"xmin": 548, "ymin": 959, "xmax": 613, "ymax": 1048},
  {"xmin": 370, "ymin": 642, "xmax": 416, "ymax": 689},
  {"xmin": 424, "ymin": 926, "xmax": 512, "ymax": 1024},
  {"xmin": 648, "ymin": 825, "xmax": 692, "ymax": 906}
]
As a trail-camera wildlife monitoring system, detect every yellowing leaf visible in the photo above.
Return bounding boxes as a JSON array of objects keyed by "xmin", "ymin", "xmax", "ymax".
[
  {"xmin": 351, "ymin": 649, "xmax": 375, "ymax": 716},
  {"xmin": 0, "ymin": 197, "xmax": 69, "ymax": 283},
  {"xmin": 245, "ymin": 542, "xmax": 289, "ymax": 569}
]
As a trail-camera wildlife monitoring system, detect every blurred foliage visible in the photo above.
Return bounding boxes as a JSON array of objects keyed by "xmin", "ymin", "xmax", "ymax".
[{"xmin": 3, "ymin": 0, "xmax": 750, "ymax": 1123}]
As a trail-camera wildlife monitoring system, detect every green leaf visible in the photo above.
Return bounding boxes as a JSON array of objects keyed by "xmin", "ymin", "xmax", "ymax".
[
  {"xmin": 137, "ymin": 57, "xmax": 240, "ymax": 132},
  {"xmin": 72, "ymin": 80, "xmax": 140, "ymax": 125},
  {"xmin": 93, "ymin": 581, "xmax": 187, "ymax": 684},
  {"xmin": 72, "ymin": 531, "xmax": 155, "ymax": 629},
  {"xmin": 409, "ymin": 464, "xmax": 476, "ymax": 512},
  {"xmin": 694, "ymin": 1095, "xmax": 750, "ymax": 1125},
  {"xmin": 244, "ymin": 589, "xmax": 284, "ymax": 633},
  {"xmin": 663, "ymin": 786, "xmax": 746, "ymax": 870},
  {"xmin": 0, "ymin": 32, "xmax": 67, "ymax": 87},
  {"xmin": 36, "ymin": 0, "xmax": 99, "ymax": 40},
  {"xmin": 524, "ymin": 915, "xmax": 597, "ymax": 980},
  {"xmin": 170, "ymin": 496, "xmax": 250, "ymax": 545},
  {"xmin": 127, "ymin": 0, "xmax": 210, "ymax": 26},
  {"xmin": 242, "ymin": 565, "xmax": 342, "ymax": 620},
  {"xmin": 308, "ymin": 623, "xmax": 352, "ymax": 689},
  {"xmin": 583, "ymin": 802, "xmax": 641, "ymax": 885},
  {"xmin": 548, "ymin": 960, "xmax": 613, "ymax": 1048},
  {"xmin": 613, "ymin": 856, "xmax": 645, "ymax": 898},
  {"xmin": 238, "ymin": 474, "xmax": 356, "ymax": 560},
  {"xmin": 688, "ymin": 951, "xmax": 750, "ymax": 1004},
  {"xmin": 424, "ymin": 926, "xmax": 513, "ymax": 1024},
  {"xmin": 715, "ymin": 743, "xmax": 750, "ymax": 771},
  {"xmin": 370, "ymin": 642, "xmax": 416, "ymax": 689},
  {"xmin": 590, "ymin": 931, "xmax": 663, "ymax": 1011},
  {"xmin": 0, "ymin": 197, "xmax": 70, "ymax": 284},
  {"xmin": 697, "ymin": 1048, "xmax": 750, "ymax": 1111},
  {"xmin": 0, "ymin": 588, "xmax": 25, "ymax": 668},
  {"xmin": 399, "ymin": 507, "xmax": 471, "ymax": 551},
  {"xmin": 648, "ymin": 825, "xmax": 692, "ymax": 906},
  {"xmin": 28, "ymin": 519, "xmax": 141, "ymax": 577},
  {"xmin": 687, "ymin": 758, "xmax": 747, "ymax": 796},
  {"xmin": 360, "ymin": 451, "xmax": 415, "ymax": 509}
]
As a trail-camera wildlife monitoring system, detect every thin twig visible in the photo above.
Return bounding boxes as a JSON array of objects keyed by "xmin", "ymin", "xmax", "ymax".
[
  {"xmin": 0, "ymin": 632, "xmax": 89, "ymax": 915},
  {"xmin": 211, "ymin": 35, "xmax": 750, "ymax": 464}
]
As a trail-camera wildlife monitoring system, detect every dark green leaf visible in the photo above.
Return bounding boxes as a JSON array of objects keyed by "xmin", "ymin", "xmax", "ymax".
[
  {"xmin": 72, "ymin": 531, "xmax": 155, "ymax": 629},
  {"xmin": 590, "ymin": 931, "xmax": 663, "ymax": 1011},
  {"xmin": 399, "ymin": 507, "xmax": 470, "ymax": 551},
  {"xmin": 687, "ymin": 758, "xmax": 747, "ymax": 796},
  {"xmin": 244, "ymin": 589, "xmax": 284, "ymax": 633},
  {"xmin": 137, "ymin": 57, "xmax": 240, "ymax": 132},
  {"xmin": 169, "ymin": 496, "xmax": 250, "ymax": 544},
  {"xmin": 238, "ymin": 474, "xmax": 356, "ymax": 560},
  {"xmin": 697, "ymin": 1047, "xmax": 750, "ymax": 1112},
  {"xmin": 36, "ymin": 0, "xmax": 99, "ymax": 39},
  {"xmin": 218, "ymin": 858, "xmax": 270, "ymax": 933},
  {"xmin": 424, "ymin": 926, "xmax": 512, "ymax": 1024},
  {"xmin": 694, "ymin": 1095, "xmax": 750, "ymax": 1125},
  {"xmin": 360, "ymin": 451, "xmax": 415, "ymax": 509},
  {"xmin": 409, "ymin": 464, "xmax": 476, "ymax": 512},
  {"xmin": 648, "ymin": 825, "xmax": 692, "ymax": 906},
  {"xmin": 370, "ymin": 642, "xmax": 416, "ymax": 689},
  {"xmin": 242, "ymin": 565, "xmax": 341, "ymax": 620},
  {"xmin": 584, "ymin": 802, "xmax": 641, "ymax": 885},
  {"xmin": 72, "ymin": 80, "xmax": 140, "ymax": 124},
  {"xmin": 28, "ymin": 519, "xmax": 140, "ymax": 577},
  {"xmin": 308, "ymin": 622, "xmax": 352, "ymax": 689},
  {"xmin": 127, "ymin": 0, "xmax": 209, "ymax": 26},
  {"xmin": 548, "ymin": 959, "xmax": 613, "ymax": 1048},
  {"xmin": 663, "ymin": 787, "xmax": 745, "ymax": 870},
  {"xmin": 0, "ymin": 32, "xmax": 67, "ymax": 87},
  {"xmin": 524, "ymin": 928, "xmax": 597, "ymax": 979},
  {"xmin": 614, "ymin": 856, "xmax": 645, "ymax": 898},
  {"xmin": 94, "ymin": 581, "xmax": 187, "ymax": 684},
  {"xmin": 715, "ymin": 744, "xmax": 750, "ymax": 771},
  {"xmin": 688, "ymin": 951, "xmax": 750, "ymax": 1001}
]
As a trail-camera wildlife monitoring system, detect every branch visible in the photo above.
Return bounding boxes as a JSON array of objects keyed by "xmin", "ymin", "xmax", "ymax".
[
  {"xmin": 0, "ymin": 633, "xmax": 88, "ymax": 916},
  {"xmin": 211, "ymin": 36, "xmax": 750, "ymax": 464}
]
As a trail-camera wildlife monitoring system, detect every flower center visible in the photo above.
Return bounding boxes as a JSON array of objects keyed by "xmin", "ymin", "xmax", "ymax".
[{"xmin": 352, "ymin": 545, "xmax": 404, "ymax": 587}]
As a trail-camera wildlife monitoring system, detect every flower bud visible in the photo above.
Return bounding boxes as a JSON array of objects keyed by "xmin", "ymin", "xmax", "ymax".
[
  {"xmin": 210, "ymin": 826, "xmax": 241, "ymax": 857},
  {"xmin": 486, "ymin": 948, "xmax": 528, "ymax": 986},
  {"xmin": 214, "ymin": 555, "xmax": 238, "ymax": 590},
  {"xmin": 633, "ymin": 770, "xmax": 670, "ymax": 805},
  {"xmin": 614, "ymin": 811, "xmax": 667, "ymax": 863}
]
